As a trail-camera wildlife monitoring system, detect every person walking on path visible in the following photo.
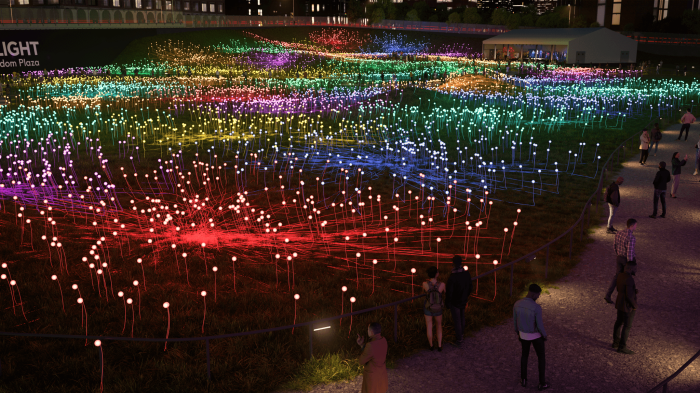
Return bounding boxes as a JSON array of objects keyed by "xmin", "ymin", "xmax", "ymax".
[
  {"xmin": 356, "ymin": 322, "xmax": 388, "ymax": 393},
  {"xmin": 513, "ymin": 284, "xmax": 549, "ymax": 391},
  {"xmin": 605, "ymin": 177, "xmax": 624, "ymax": 234},
  {"xmin": 613, "ymin": 261, "xmax": 638, "ymax": 355},
  {"xmin": 639, "ymin": 129, "xmax": 650, "ymax": 165},
  {"xmin": 694, "ymin": 136, "xmax": 700, "ymax": 176},
  {"xmin": 678, "ymin": 108, "xmax": 695, "ymax": 141},
  {"xmin": 670, "ymin": 152, "xmax": 688, "ymax": 198},
  {"xmin": 422, "ymin": 266, "xmax": 445, "ymax": 351},
  {"xmin": 605, "ymin": 218, "xmax": 637, "ymax": 304},
  {"xmin": 445, "ymin": 255, "xmax": 472, "ymax": 345},
  {"xmin": 650, "ymin": 123, "xmax": 662, "ymax": 156},
  {"xmin": 650, "ymin": 162, "xmax": 671, "ymax": 218}
]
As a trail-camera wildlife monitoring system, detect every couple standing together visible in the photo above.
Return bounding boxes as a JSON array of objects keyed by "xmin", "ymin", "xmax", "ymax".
[{"xmin": 421, "ymin": 256, "xmax": 550, "ymax": 391}]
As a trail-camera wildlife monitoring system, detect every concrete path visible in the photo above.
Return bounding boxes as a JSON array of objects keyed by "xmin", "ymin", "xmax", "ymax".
[{"xmin": 284, "ymin": 125, "xmax": 700, "ymax": 393}]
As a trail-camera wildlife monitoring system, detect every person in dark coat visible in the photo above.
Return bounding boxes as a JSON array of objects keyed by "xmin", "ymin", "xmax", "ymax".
[
  {"xmin": 613, "ymin": 261, "xmax": 638, "ymax": 354},
  {"xmin": 445, "ymin": 255, "xmax": 472, "ymax": 345},
  {"xmin": 605, "ymin": 177, "xmax": 624, "ymax": 234},
  {"xmin": 357, "ymin": 322, "xmax": 388, "ymax": 393},
  {"xmin": 649, "ymin": 161, "xmax": 671, "ymax": 218},
  {"xmin": 670, "ymin": 152, "xmax": 688, "ymax": 197}
]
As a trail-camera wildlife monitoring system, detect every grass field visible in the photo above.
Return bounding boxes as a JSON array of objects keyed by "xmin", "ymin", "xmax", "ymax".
[{"xmin": 0, "ymin": 27, "xmax": 694, "ymax": 393}]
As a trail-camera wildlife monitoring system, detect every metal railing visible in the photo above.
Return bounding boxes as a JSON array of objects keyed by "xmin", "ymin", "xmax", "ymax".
[
  {"xmin": 0, "ymin": 120, "xmax": 646, "ymax": 384},
  {"xmin": 0, "ymin": 7, "xmax": 506, "ymax": 35},
  {"xmin": 646, "ymin": 349, "xmax": 700, "ymax": 393}
]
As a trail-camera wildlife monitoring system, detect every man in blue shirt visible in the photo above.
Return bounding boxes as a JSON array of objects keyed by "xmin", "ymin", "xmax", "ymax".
[{"xmin": 513, "ymin": 284, "xmax": 549, "ymax": 391}]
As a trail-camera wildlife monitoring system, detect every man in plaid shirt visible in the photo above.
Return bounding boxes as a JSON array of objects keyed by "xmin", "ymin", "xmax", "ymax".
[{"xmin": 605, "ymin": 218, "xmax": 637, "ymax": 304}]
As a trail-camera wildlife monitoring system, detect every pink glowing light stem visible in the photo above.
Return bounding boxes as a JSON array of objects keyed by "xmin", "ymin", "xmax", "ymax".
[
  {"xmin": 51, "ymin": 275, "xmax": 65, "ymax": 313},
  {"xmin": 201, "ymin": 291, "xmax": 207, "ymax": 333},
  {"xmin": 163, "ymin": 302, "xmax": 170, "ymax": 351},
  {"xmin": 292, "ymin": 294, "xmax": 300, "ymax": 334}
]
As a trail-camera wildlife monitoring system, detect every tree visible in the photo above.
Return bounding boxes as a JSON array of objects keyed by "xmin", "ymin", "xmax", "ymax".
[
  {"xmin": 371, "ymin": 7, "xmax": 385, "ymax": 24},
  {"xmin": 506, "ymin": 13, "xmax": 521, "ymax": 29},
  {"xmin": 682, "ymin": 10, "xmax": 700, "ymax": 34},
  {"xmin": 519, "ymin": 5, "xmax": 538, "ymax": 27},
  {"xmin": 448, "ymin": 11, "xmax": 461, "ymax": 24},
  {"xmin": 571, "ymin": 15, "xmax": 588, "ymax": 28},
  {"xmin": 590, "ymin": 21, "xmax": 600, "ymax": 27},
  {"xmin": 405, "ymin": 9, "xmax": 420, "ymax": 21},
  {"xmin": 463, "ymin": 7, "xmax": 482, "ymax": 24},
  {"xmin": 536, "ymin": 11, "xmax": 568, "ymax": 28},
  {"xmin": 412, "ymin": 1, "xmax": 430, "ymax": 21},
  {"xmin": 428, "ymin": 14, "xmax": 439, "ymax": 22},
  {"xmin": 491, "ymin": 8, "xmax": 510, "ymax": 26},
  {"xmin": 346, "ymin": 0, "xmax": 365, "ymax": 22}
]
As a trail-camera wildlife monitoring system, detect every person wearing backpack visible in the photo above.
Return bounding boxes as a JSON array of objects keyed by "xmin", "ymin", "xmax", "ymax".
[
  {"xmin": 422, "ymin": 266, "xmax": 445, "ymax": 351},
  {"xmin": 445, "ymin": 255, "xmax": 472, "ymax": 345}
]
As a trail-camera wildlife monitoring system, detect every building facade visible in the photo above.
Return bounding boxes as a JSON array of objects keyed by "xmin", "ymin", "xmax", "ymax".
[
  {"xmin": 1, "ymin": 0, "xmax": 223, "ymax": 13},
  {"xmin": 224, "ymin": 0, "xmax": 346, "ymax": 16},
  {"xmin": 572, "ymin": 0, "xmax": 699, "ymax": 30}
]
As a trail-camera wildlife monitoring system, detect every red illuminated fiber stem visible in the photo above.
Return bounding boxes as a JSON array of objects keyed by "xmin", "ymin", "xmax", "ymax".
[
  {"xmin": 95, "ymin": 340, "xmax": 103, "ymax": 392},
  {"xmin": 127, "ymin": 298, "xmax": 134, "ymax": 338},
  {"xmin": 201, "ymin": 291, "xmax": 207, "ymax": 334},
  {"xmin": 118, "ymin": 291, "xmax": 126, "ymax": 334},
  {"xmin": 212, "ymin": 266, "xmax": 218, "ymax": 302},
  {"xmin": 51, "ymin": 275, "xmax": 66, "ymax": 313},
  {"xmin": 292, "ymin": 294, "xmax": 300, "ymax": 334},
  {"xmin": 163, "ymin": 302, "xmax": 170, "ymax": 351},
  {"xmin": 340, "ymin": 286, "xmax": 347, "ymax": 326},
  {"xmin": 232, "ymin": 256, "xmax": 237, "ymax": 293}
]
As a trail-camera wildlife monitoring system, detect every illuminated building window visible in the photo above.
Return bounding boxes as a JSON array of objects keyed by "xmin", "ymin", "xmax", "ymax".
[
  {"xmin": 136, "ymin": 0, "xmax": 142, "ymax": 8},
  {"xmin": 209, "ymin": 3, "xmax": 214, "ymax": 11},
  {"xmin": 654, "ymin": 0, "xmax": 669, "ymax": 21},
  {"xmin": 392, "ymin": 0, "xmax": 402, "ymax": 3},
  {"xmin": 436, "ymin": 0, "xmax": 452, "ymax": 3},
  {"xmin": 611, "ymin": 0, "xmax": 621, "ymax": 26},
  {"xmin": 166, "ymin": 0, "xmax": 172, "ymax": 9},
  {"xmin": 248, "ymin": 8, "xmax": 251, "ymax": 14},
  {"xmin": 201, "ymin": 3, "xmax": 207, "ymax": 11},
  {"xmin": 596, "ymin": 0, "xmax": 605, "ymax": 26},
  {"xmin": 218, "ymin": 4, "xmax": 223, "ymax": 12},
  {"xmin": 113, "ymin": 0, "xmax": 120, "ymax": 6},
  {"xmin": 258, "ymin": 8, "xmax": 263, "ymax": 15},
  {"xmin": 183, "ymin": 1, "xmax": 188, "ymax": 9}
]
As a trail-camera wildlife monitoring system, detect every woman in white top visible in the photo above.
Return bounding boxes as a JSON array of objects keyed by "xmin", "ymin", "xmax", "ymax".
[{"xmin": 639, "ymin": 129, "xmax": 650, "ymax": 165}]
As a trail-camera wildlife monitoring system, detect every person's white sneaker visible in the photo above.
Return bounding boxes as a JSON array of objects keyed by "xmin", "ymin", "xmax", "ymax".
[{"xmin": 694, "ymin": 170, "xmax": 698, "ymax": 176}]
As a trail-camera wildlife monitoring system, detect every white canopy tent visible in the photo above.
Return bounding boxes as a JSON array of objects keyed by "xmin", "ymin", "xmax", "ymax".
[{"xmin": 482, "ymin": 28, "xmax": 638, "ymax": 65}]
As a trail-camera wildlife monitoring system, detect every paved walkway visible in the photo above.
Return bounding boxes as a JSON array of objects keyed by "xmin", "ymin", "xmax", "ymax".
[{"xmin": 283, "ymin": 124, "xmax": 700, "ymax": 393}]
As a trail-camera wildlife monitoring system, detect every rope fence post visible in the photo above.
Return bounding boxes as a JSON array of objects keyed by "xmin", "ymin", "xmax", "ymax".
[
  {"xmin": 569, "ymin": 229, "xmax": 573, "ymax": 262},
  {"xmin": 205, "ymin": 339, "xmax": 211, "ymax": 381},
  {"xmin": 308, "ymin": 325, "xmax": 313, "ymax": 359},
  {"xmin": 393, "ymin": 305, "xmax": 398, "ymax": 343},
  {"xmin": 509, "ymin": 264, "xmax": 514, "ymax": 296}
]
